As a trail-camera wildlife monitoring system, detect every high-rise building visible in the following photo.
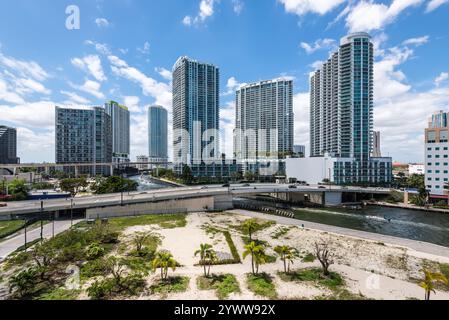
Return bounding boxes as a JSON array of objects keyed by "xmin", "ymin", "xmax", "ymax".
[
  {"xmin": 148, "ymin": 105, "xmax": 168, "ymax": 163},
  {"xmin": 0, "ymin": 125, "xmax": 19, "ymax": 164},
  {"xmin": 55, "ymin": 106, "xmax": 112, "ymax": 176},
  {"xmin": 105, "ymin": 101, "xmax": 130, "ymax": 164},
  {"xmin": 293, "ymin": 145, "xmax": 306, "ymax": 158},
  {"xmin": 172, "ymin": 56, "xmax": 221, "ymax": 176},
  {"xmin": 234, "ymin": 79, "xmax": 294, "ymax": 175},
  {"xmin": 425, "ymin": 110, "xmax": 449, "ymax": 201},
  {"xmin": 372, "ymin": 131, "xmax": 382, "ymax": 158},
  {"xmin": 294, "ymin": 32, "xmax": 392, "ymax": 185}
]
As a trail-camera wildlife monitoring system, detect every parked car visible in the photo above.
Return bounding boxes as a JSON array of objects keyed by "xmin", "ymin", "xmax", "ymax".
[
  {"xmin": 222, "ymin": 183, "xmax": 230, "ymax": 187},
  {"xmin": 318, "ymin": 186, "xmax": 327, "ymax": 189},
  {"xmin": 0, "ymin": 202, "xmax": 7, "ymax": 208},
  {"xmin": 288, "ymin": 185, "xmax": 297, "ymax": 189},
  {"xmin": 201, "ymin": 186, "xmax": 208, "ymax": 190},
  {"xmin": 242, "ymin": 184, "xmax": 251, "ymax": 187}
]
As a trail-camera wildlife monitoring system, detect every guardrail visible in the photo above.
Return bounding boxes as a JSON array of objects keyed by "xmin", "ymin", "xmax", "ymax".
[{"xmin": 234, "ymin": 202, "xmax": 295, "ymax": 219}]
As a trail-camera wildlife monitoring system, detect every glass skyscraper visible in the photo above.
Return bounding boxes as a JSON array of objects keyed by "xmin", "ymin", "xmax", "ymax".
[
  {"xmin": 234, "ymin": 79, "xmax": 294, "ymax": 175},
  {"xmin": 55, "ymin": 106, "xmax": 112, "ymax": 176},
  {"xmin": 0, "ymin": 125, "xmax": 19, "ymax": 164},
  {"xmin": 172, "ymin": 56, "xmax": 220, "ymax": 175},
  {"xmin": 310, "ymin": 33, "xmax": 392, "ymax": 184},
  {"xmin": 105, "ymin": 101, "xmax": 130, "ymax": 164},
  {"xmin": 148, "ymin": 105, "xmax": 168, "ymax": 162}
]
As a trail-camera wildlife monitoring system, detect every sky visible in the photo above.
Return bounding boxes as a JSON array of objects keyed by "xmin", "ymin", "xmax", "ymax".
[{"xmin": 0, "ymin": 0, "xmax": 449, "ymax": 164}]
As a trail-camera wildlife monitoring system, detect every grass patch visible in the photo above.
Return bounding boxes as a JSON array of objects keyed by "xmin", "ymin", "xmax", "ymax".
[
  {"xmin": 301, "ymin": 253, "xmax": 316, "ymax": 263},
  {"xmin": 271, "ymin": 226, "xmax": 292, "ymax": 240},
  {"xmin": 108, "ymin": 214, "xmax": 187, "ymax": 231},
  {"xmin": 246, "ymin": 273, "xmax": 277, "ymax": 299},
  {"xmin": 222, "ymin": 231, "xmax": 241, "ymax": 264},
  {"xmin": 150, "ymin": 276, "xmax": 190, "ymax": 298},
  {"xmin": 314, "ymin": 289, "xmax": 371, "ymax": 300},
  {"xmin": 197, "ymin": 274, "xmax": 240, "ymax": 300},
  {"xmin": 385, "ymin": 254, "xmax": 408, "ymax": 271},
  {"xmin": 37, "ymin": 288, "xmax": 81, "ymax": 300},
  {"xmin": 278, "ymin": 268, "xmax": 344, "ymax": 291},
  {"xmin": 0, "ymin": 220, "xmax": 27, "ymax": 240}
]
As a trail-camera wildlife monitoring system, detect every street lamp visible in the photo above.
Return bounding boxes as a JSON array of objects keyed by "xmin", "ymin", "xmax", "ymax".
[
  {"xmin": 40, "ymin": 200, "xmax": 44, "ymax": 241},
  {"xmin": 70, "ymin": 197, "xmax": 75, "ymax": 227}
]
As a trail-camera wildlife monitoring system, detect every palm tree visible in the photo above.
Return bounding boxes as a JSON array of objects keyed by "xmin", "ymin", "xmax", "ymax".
[
  {"xmin": 152, "ymin": 251, "xmax": 178, "ymax": 280},
  {"xmin": 243, "ymin": 241, "xmax": 266, "ymax": 275},
  {"xmin": 419, "ymin": 268, "xmax": 449, "ymax": 300},
  {"xmin": 242, "ymin": 219, "xmax": 260, "ymax": 241},
  {"xmin": 274, "ymin": 245, "xmax": 298, "ymax": 274},
  {"xmin": 195, "ymin": 244, "xmax": 217, "ymax": 277}
]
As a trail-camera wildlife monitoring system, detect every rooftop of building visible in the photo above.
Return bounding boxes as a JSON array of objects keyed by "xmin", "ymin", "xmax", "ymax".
[
  {"xmin": 238, "ymin": 77, "xmax": 294, "ymax": 90},
  {"xmin": 172, "ymin": 56, "xmax": 218, "ymax": 71}
]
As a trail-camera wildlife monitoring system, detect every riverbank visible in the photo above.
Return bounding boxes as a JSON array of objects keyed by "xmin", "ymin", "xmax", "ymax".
[
  {"xmin": 230, "ymin": 209, "xmax": 449, "ymax": 260},
  {"xmin": 369, "ymin": 201, "xmax": 449, "ymax": 214}
]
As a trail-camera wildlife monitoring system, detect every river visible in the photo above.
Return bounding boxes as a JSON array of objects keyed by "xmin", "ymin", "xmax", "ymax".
[
  {"xmin": 129, "ymin": 175, "xmax": 172, "ymax": 191},
  {"xmin": 236, "ymin": 198, "xmax": 449, "ymax": 247}
]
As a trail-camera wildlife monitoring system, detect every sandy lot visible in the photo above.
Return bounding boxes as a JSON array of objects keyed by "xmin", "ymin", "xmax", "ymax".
[{"xmin": 123, "ymin": 212, "xmax": 449, "ymax": 300}]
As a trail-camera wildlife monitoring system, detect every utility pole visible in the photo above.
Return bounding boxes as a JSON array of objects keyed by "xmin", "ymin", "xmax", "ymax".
[
  {"xmin": 52, "ymin": 212, "xmax": 55, "ymax": 238},
  {"xmin": 70, "ymin": 197, "xmax": 74, "ymax": 227},
  {"xmin": 40, "ymin": 200, "xmax": 44, "ymax": 241}
]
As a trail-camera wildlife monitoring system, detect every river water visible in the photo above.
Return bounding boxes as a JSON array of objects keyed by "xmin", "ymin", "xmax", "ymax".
[
  {"xmin": 292, "ymin": 206, "xmax": 449, "ymax": 248},
  {"xmin": 130, "ymin": 175, "xmax": 171, "ymax": 191}
]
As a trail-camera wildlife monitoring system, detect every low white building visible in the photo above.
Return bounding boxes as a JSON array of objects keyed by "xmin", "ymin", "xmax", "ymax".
[
  {"xmin": 286, "ymin": 154, "xmax": 338, "ymax": 185},
  {"xmin": 408, "ymin": 164, "xmax": 424, "ymax": 175},
  {"xmin": 286, "ymin": 154, "xmax": 392, "ymax": 185}
]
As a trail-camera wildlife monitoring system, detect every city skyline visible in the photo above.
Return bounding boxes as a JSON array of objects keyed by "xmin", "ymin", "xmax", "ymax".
[{"xmin": 0, "ymin": 1, "xmax": 449, "ymax": 163}]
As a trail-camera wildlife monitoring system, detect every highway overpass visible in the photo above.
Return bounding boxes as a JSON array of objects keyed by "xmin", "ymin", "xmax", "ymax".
[{"xmin": 0, "ymin": 184, "xmax": 391, "ymax": 219}]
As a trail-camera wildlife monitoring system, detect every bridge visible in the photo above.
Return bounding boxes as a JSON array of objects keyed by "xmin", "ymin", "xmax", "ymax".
[
  {"xmin": 0, "ymin": 184, "xmax": 391, "ymax": 219},
  {"xmin": 0, "ymin": 161, "xmax": 171, "ymax": 176}
]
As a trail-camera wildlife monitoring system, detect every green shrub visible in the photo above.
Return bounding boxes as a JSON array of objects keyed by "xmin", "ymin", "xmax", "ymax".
[
  {"xmin": 246, "ymin": 273, "xmax": 277, "ymax": 299},
  {"xmin": 150, "ymin": 276, "xmax": 190, "ymax": 297},
  {"xmin": 197, "ymin": 274, "xmax": 240, "ymax": 300},
  {"xmin": 302, "ymin": 253, "xmax": 316, "ymax": 263}
]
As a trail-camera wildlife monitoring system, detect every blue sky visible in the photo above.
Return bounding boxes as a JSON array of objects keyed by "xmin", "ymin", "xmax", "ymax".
[{"xmin": 1, "ymin": 0, "xmax": 449, "ymax": 163}]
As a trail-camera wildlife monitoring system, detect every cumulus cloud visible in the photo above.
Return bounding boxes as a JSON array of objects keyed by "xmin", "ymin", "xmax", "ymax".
[
  {"xmin": 183, "ymin": 0, "xmax": 218, "ymax": 26},
  {"xmin": 223, "ymin": 77, "xmax": 246, "ymax": 96},
  {"xmin": 0, "ymin": 51, "xmax": 49, "ymax": 82},
  {"xmin": 345, "ymin": 0, "xmax": 423, "ymax": 33},
  {"xmin": 60, "ymin": 91, "xmax": 91, "ymax": 105},
  {"xmin": 232, "ymin": 0, "xmax": 244, "ymax": 14},
  {"xmin": 69, "ymin": 79, "xmax": 105, "ymax": 100},
  {"xmin": 155, "ymin": 67, "xmax": 172, "ymax": 81},
  {"xmin": 84, "ymin": 40, "xmax": 111, "ymax": 55},
  {"xmin": 435, "ymin": 72, "xmax": 449, "ymax": 87},
  {"xmin": 0, "ymin": 77, "xmax": 25, "ymax": 104},
  {"xmin": 108, "ymin": 55, "xmax": 172, "ymax": 108},
  {"xmin": 279, "ymin": 0, "xmax": 346, "ymax": 16},
  {"xmin": 71, "ymin": 55, "xmax": 107, "ymax": 82},
  {"xmin": 123, "ymin": 96, "xmax": 142, "ymax": 113},
  {"xmin": 300, "ymin": 38, "xmax": 336, "ymax": 54},
  {"xmin": 137, "ymin": 41, "xmax": 151, "ymax": 55},
  {"xmin": 95, "ymin": 18, "xmax": 110, "ymax": 27},
  {"xmin": 402, "ymin": 35, "xmax": 429, "ymax": 46},
  {"xmin": 426, "ymin": 0, "xmax": 449, "ymax": 12}
]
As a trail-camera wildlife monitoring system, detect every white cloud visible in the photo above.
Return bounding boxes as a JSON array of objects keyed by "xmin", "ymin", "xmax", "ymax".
[
  {"xmin": 435, "ymin": 72, "xmax": 449, "ymax": 86},
  {"xmin": 108, "ymin": 55, "xmax": 172, "ymax": 108},
  {"xmin": 223, "ymin": 76, "xmax": 246, "ymax": 95},
  {"xmin": 155, "ymin": 67, "xmax": 172, "ymax": 81},
  {"xmin": 123, "ymin": 96, "xmax": 142, "ymax": 113},
  {"xmin": 70, "ymin": 79, "xmax": 105, "ymax": 100},
  {"xmin": 426, "ymin": 0, "xmax": 449, "ymax": 12},
  {"xmin": 220, "ymin": 101, "xmax": 236, "ymax": 157},
  {"xmin": 293, "ymin": 92, "xmax": 310, "ymax": 155},
  {"xmin": 84, "ymin": 40, "xmax": 111, "ymax": 55},
  {"xmin": 279, "ymin": 0, "xmax": 346, "ymax": 16},
  {"xmin": 95, "ymin": 18, "xmax": 110, "ymax": 27},
  {"xmin": 0, "ymin": 101, "xmax": 55, "ymax": 128},
  {"xmin": 183, "ymin": 0, "xmax": 218, "ymax": 26},
  {"xmin": 16, "ymin": 127, "xmax": 55, "ymax": 163},
  {"xmin": 300, "ymin": 38, "xmax": 336, "ymax": 54},
  {"xmin": 0, "ymin": 78, "xmax": 25, "ymax": 104},
  {"xmin": 60, "ymin": 91, "xmax": 91, "ymax": 105},
  {"xmin": 137, "ymin": 41, "xmax": 151, "ymax": 55},
  {"xmin": 15, "ymin": 78, "xmax": 51, "ymax": 95},
  {"xmin": 402, "ymin": 35, "xmax": 429, "ymax": 46},
  {"xmin": 232, "ymin": 0, "xmax": 244, "ymax": 14},
  {"xmin": 310, "ymin": 60, "xmax": 324, "ymax": 70},
  {"xmin": 345, "ymin": 0, "xmax": 423, "ymax": 33},
  {"xmin": 71, "ymin": 55, "xmax": 107, "ymax": 82},
  {"xmin": 0, "ymin": 51, "xmax": 49, "ymax": 81}
]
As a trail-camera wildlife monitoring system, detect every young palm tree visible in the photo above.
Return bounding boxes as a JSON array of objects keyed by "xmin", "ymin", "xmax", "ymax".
[
  {"xmin": 195, "ymin": 244, "xmax": 217, "ymax": 277},
  {"xmin": 242, "ymin": 219, "xmax": 260, "ymax": 241},
  {"xmin": 274, "ymin": 245, "xmax": 298, "ymax": 274},
  {"xmin": 419, "ymin": 268, "xmax": 449, "ymax": 300},
  {"xmin": 243, "ymin": 241, "xmax": 266, "ymax": 275},
  {"xmin": 152, "ymin": 251, "xmax": 178, "ymax": 280}
]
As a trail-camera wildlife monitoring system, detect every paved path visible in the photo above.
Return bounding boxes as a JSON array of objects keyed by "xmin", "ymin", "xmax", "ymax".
[
  {"xmin": 229, "ymin": 209, "xmax": 449, "ymax": 259},
  {"xmin": 0, "ymin": 220, "xmax": 81, "ymax": 261}
]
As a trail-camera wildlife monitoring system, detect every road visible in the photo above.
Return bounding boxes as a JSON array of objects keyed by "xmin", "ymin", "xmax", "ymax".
[
  {"xmin": 0, "ymin": 219, "xmax": 81, "ymax": 261},
  {"xmin": 230, "ymin": 209, "xmax": 449, "ymax": 259},
  {"xmin": 0, "ymin": 183, "xmax": 391, "ymax": 217}
]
